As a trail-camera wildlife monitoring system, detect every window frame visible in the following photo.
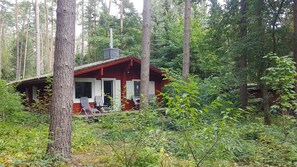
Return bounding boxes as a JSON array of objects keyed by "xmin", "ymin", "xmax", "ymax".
[{"xmin": 73, "ymin": 78, "xmax": 95, "ymax": 103}]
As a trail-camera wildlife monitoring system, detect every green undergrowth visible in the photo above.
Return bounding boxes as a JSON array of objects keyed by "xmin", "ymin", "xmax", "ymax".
[
  {"xmin": 1, "ymin": 111, "xmax": 297, "ymax": 166},
  {"xmin": 0, "ymin": 111, "xmax": 49, "ymax": 166}
]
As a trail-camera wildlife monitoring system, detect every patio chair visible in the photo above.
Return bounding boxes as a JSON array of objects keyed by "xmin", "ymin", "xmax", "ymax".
[
  {"xmin": 132, "ymin": 95, "xmax": 140, "ymax": 110},
  {"xmin": 80, "ymin": 97, "xmax": 99, "ymax": 115},
  {"xmin": 94, "ymin": 96, "xmax": 108, "ymax": 113}
]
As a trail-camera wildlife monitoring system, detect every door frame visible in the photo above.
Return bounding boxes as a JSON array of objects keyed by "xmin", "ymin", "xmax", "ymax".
[{"xmin": 101, "ymin": 78, "xmax": 116, "ymax": 107}]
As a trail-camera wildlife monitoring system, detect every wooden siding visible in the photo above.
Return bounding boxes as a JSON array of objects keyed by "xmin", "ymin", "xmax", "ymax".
[{"xmin": 15, "ymin": 57, "xmax": 167, "ymax": 113}]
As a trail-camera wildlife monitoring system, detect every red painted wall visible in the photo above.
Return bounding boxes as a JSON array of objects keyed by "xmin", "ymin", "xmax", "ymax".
[{"xmin": 16, "ymin": 57, "xmax": 167, "ymax": 114}]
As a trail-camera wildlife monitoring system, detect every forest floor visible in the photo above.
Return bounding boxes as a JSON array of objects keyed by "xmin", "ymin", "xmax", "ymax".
[{"xmin": 1, "ymin": 111, "xmax": 297, "ymax": 167}]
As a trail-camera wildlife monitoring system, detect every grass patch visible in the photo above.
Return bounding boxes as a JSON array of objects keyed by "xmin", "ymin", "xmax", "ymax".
[{"xmin": 1, "ymin": 111, "xmax": 297, "ymax": 166}]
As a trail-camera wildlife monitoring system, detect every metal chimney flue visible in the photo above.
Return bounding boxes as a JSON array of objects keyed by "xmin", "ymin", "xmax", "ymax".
[
  {"xmin": 104, "ymin": 27, "xmax": 120, "ymax": 60},
  {"xmin": 109, "ymin": 27, "xmax": 113, "ymax": 48}
]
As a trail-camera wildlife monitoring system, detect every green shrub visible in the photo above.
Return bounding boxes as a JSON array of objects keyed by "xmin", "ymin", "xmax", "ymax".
[
  {"xmin": 0, "ymin": 80, "xmax": 23, "ymax": 119},
  {"xmin": 99, "ymin": 111, "xmax": 161, "ymax": 167},
  {"xmin": 31, "ymin": 77, "xmax": 53, "ymax": 113},
  {"xmin": 161, "ymin": 74, "xmax": 242, "ymax": 166},
  {"xmin": 261, "ymin": 53, "xmax": 297, "ymax": 114}
]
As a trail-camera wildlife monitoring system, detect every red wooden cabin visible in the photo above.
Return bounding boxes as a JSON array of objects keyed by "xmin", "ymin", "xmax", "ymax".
[{"xmin": 12, "ymin": 56, "xmax": 167, "ymax": 114}]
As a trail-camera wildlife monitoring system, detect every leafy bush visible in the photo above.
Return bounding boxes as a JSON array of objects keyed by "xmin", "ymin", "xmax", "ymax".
[
  {"xmin": 0, "ymin": 80, "xmax": 23, "ymax": 118},
  {"xmin": 161, "ymin": 74, "xmax": 242, "ymax": 166},
  {"xmin": 99, "ymin": 111, "xmax": 161, "ymax": 167},
  {"xmin": 261, "ymin": 53, "xmax": 297, "ymax": 114},
  {"xmin": 31, "ymin": 77, "xmax": 53, "ymax": 113}
]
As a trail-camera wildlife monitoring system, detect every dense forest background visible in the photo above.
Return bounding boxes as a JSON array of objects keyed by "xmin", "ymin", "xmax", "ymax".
[
  {"xmin": 1, "ymin": 0, "xmax": 297, "ymax": 166},
  {"xmin": 0, "ymin": 0, "xmax": 294, "ymax": 80}
]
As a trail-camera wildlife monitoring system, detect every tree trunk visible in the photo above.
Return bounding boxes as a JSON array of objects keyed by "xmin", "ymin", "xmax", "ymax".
[
  {"xmin": 87, "ymin": 0, "xmax": 91, "ymax": 64},
  {"xmin": 261, "ymin": 84, "xmax": 271, "ymax": 125},
  {"xmin": 49, "ymin": 0, "xmax": 54, "ymax": 71},
  {"xmin": 15, "ymin": 0, "xmax": 20, "ymax": 80},
  {"xmin": 238, "ymin": 0, "xmax": 248, "ymax": 109},
  {"xmin": 120, "ymin": 0, "xmax": 124, "ymax": 49},
  {"xmin": 93, "ymin": 3, "xmax": 97, "ymax": 62},
  {"xmin": 256, "ymin": 0, "xmax": 271, "ymax": 124},
  {"xmin": 293, "ymin": 0, "xmax": 297, "ymax": 92},
  {"xmin": 23, "ymin": 4, "xmax": 31, "ymax": 79},
  {"xmin": 46, "ymin": 0, "xmax": 76, "ymax": 159},
  {"xmin": 45, "ymin": 0, "xmax": 50, "ymax": 72},
  {"xmin": 140, "ymin": 0, "xmax": 151, "ymax": 109},
  {"xmin": 0, "ymin": 21, "xmax": 2, "ymax": 79},
  {"xmin": 108, "ymin": 0, "xmax": 112, "ymax": 15},
  {"xmin": 182, "ymin": 0, "xmax": 190, "ymax": 79},
  {"xmin": 1, "ymin": 26, "xmax": 5, "ymax": 79},
  {"xmin": 19, "ymin": 27, "xmax": 24, "ymax": 79},
  {"xmin": 81, "ymin": 0, "xmax": 84, "ymax": 65},
  {"xmin": 87, "ymin": 40, "xmax": 91, "ymax": 63},
  {"xmin": 35, "ymin": 0, "xmax": 41, "ymax": 76},
  {"xmin": 272, "ymin": 0, "xmax": 285, "ymax": 53}
]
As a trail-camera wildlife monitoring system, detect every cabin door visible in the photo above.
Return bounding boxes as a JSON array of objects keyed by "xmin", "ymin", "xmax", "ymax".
[{"xmin": 103, "ymin": 80, "xmax": 114, "ymax": 107}]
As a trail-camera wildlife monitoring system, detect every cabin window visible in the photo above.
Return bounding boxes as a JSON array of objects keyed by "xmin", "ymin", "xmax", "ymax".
[
  {"xmin": 75, "ymin": 82, "xmax": 92, "ymax": 98},
  {"xmin": 134, "ymin": 81, "xmax": 140, "ymax": 96}
]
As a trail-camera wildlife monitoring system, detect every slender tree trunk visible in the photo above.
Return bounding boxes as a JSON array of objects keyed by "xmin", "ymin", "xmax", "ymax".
[
  {"xmin": 293, "ymin": 0, "xmax": 297, "ymax": 92},
  {"xmin": 50, "ymin": 0, "xmax": 54, "ymax": 71},
  {"xmin": 87, "ymin": 0, "xmax": 91, "ymax": 64},
  {"xmin": 35, "ymin": 0, "xmax": 41, "ymax": 76},
  {"xmin": 238, "ymin": 0, "xmax": 248, "ymax": 109},
  {"xmin": 15, "ymin": 0, "xmax": 20, "ymax": 80},
  {"xmin": 23, "ymin": 4, "xmax": 31, "ymax": 79},
  {"xmin": 87, "ymin": 40, "xmax": 91, "ymax": 63},
  {"xmin": 108, "ymin": 0, "xmax": 112, "ymax": 15},
  {"xmin": 256, "ymin": 0, "xmax": 271, "ymax": 124},
  {"xmin": 47, "ymin": 0, "xmax": 76, "ymax": 159},
  {"xmin": 93, "ymin": 4, "xmax": 97, "ymax": 62},
  {"xmin": 140, "ymin": 0, "xmax": 151, "ymax": 109},
  {"xmin": 182, "ymin": 0, "xmax": 190, "ymax": 79},
  {"xmin": 1, "ymin": 25, "xmax": 6, "ymax": 80},
  {"xmin": 19, "ymin": 32, "xmax": 23, "ymax": 79},
  {"xmin": 272, "ymin": 0, "xmax": 285, "ymax": 53},
  {"xmin": 120, "ymin": 0, "xmax": 124, "ymax": 49},
  {"xmin": 41, "ymin": 31, "xmax": 44, "ymax": 73},
  {"xmin": 0, "ymin": 21, "xmax": 2, "ymax": 79},
  {"xmin": 81, "ymin": 0, "xmax": 84, "ymax": 65},
  {"xmin": 45, "ymin": 0, "xmax": 50, "ymax": 72},
  {"xmin": 261, "ymin": 84, "xmax": 271, "ymax": 125}
]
